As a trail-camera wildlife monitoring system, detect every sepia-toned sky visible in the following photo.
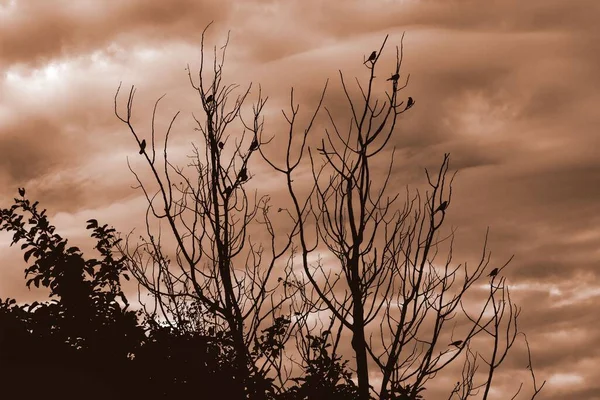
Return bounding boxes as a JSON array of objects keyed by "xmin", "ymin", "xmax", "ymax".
[{"xmin": 1, "ymin": 0, "xmax": 599, "ymax": 398}]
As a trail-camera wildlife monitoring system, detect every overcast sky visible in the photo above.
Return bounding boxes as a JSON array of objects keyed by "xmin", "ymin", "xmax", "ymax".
[{"xmin": 1, "ymin": 0, "xmax": 599, "ymax": 399}]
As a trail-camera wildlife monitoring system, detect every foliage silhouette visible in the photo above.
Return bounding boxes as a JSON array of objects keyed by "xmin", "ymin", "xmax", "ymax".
[
  {"xmin": 283, "ymin": 331, "xmax": 359, "ymax": 400},
  {"xmin": 0, "ymin": 196, "xmax": 141, "ymax": 398},
  {"xmin": 0, "ymin": 194, "xmax": 271, "ymax": 399}
]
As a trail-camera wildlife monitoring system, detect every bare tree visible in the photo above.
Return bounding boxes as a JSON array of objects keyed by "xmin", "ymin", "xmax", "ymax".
[
  {"xmin": 262, "ymin": 34, "xmax": 545, "ymax": 400},
  {"xmin": 114, "ymin": 24, "xmax": 306, "ymax": 399}
]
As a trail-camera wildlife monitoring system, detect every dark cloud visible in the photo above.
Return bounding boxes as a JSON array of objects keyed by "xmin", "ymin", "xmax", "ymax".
[
  {"xmin": 0, "ymin": 119, "xmax": 69, "ymax": 183},
  {"xmin": 0, "ymin": 0, "xmax": 231, "ymax": 68},
  {"xmin": 0, "ymin": 0, "xmax": 598, "ymax": 398}
]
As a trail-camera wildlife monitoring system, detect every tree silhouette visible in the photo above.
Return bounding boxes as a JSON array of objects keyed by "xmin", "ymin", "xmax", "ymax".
[
  {"xmin": 0, "ymin": 196, "xmax": 141, "ymax": 350},
  {"xmin": 0, "ymin": 194, "xmax": 252, "ymax": 399},
  {"xmin": 262, "ymin": 34, "xmax": 546, "ymax": 400},
  {"xmin": 114, "ymin": 23, "xmax": 304, "ymax": 399},
  {"xmin": 0, "ymin": 195, "xmax": 142, "ymax": 398}
]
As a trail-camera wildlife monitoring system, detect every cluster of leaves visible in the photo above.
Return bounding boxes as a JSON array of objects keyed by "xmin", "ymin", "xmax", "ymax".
[
  {"xmin": 0, "ymin": 197, "xmax": 141, "ymax": 352},
  {"xmin": 284, "ymin": 331, "xmax": 359, "ymax": 400},
  {"xmin": 0, "ymin": 195, "xmax": 237, "ymax": 399},
  {"xmin": 0, "ymin": 194, "xmax": 358, "ymax": 399},
  {"xmin": 253, "ymin": 316, "xmax": 290, "ymax": 360},
  {"xmin": 387, "ymin": 383, "xmax": 426, "ymax": 400}
]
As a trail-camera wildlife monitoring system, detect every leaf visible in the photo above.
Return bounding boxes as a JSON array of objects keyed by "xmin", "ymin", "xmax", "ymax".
[
  {"xmin": 24, "ymin": 248, "xmax": 36, "ymax": 262},
  {"xmin": 28, "ymin": 301, "xmax": 39, "ymax": 312},
  {"xmin": 86, "ymin": 259, "xmax": 100, "ymax": 267}
]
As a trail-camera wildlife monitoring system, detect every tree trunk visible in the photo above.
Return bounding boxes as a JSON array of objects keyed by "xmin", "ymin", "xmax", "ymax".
[{"xmin": 351, "ymin": 285, "xmax": 371, "ymax": 400}]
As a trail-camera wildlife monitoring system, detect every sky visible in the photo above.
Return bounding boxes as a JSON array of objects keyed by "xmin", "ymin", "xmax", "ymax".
[{"xmin": 1, "ymin": 0, "xmax": 599, "ymax": 398}]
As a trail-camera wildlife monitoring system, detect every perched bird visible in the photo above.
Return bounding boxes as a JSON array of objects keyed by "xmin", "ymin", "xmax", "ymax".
[
  {"xmin": 218, "ymin": 141, "xmax": 224, "ymax": 150},
  {"xmin": 405, "ymin": 97, "xmax": 415, "ymax": 110},
  {"xmin": 449, "ymin": 340, "xmax": 463, "ymax": 347},
  {"xmin": 206, "ymin": 94, "xmax": 214, "ymax": 103},
  {"xmin": 238, "ymin": 167, "xmax": 248, "ymax": 182},
  {"xmin": 18, "ymin": 187, "xmax": 25, "ymax": 197},
  {"xmin": 139, "ymin": 139, "xmax": 146, "ymax": 155},
  {"xmin": 488, "ymin": 268, "xmax": 499, "ymax": 277},
  {"xmin": 434, "ymin": 201, "xmax": 448, "ymax": 213},
  {"xmin": 365, "ymin": 51, "xmax": 377, "ymax": 64},
  {"xmin": 277, "ymin": 208, "xmax": 283, "ymax": 213},
  {"xmin": 249, "ymin": 138, "xmax": 259, "ymax": 151},
  {"xmin": 387, "ymin": 73, "xmax": 400, "ymax": 81}
]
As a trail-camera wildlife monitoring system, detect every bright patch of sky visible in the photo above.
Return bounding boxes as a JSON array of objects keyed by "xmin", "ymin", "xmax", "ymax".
[
  {"xmin": 548, "ymin": 373, "xmax": 584, "ymax": 387},
  {"xmin": 0, "ymin": 0, "xmax": 17, "ymax": 16},
  {"xmin": 4, "ymin": 61, "xmax": 70, "ymax": 97}
]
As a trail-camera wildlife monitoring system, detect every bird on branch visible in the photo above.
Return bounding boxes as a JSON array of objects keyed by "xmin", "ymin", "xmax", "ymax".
[
  {"xmin": 488, "ymin": 268, "xmax": 499, "ymax": 277},
  {"xmin": 139, "ymin": 139, "xmax": 146, "ymax": 155},
  {"xmin": 364, "ymin": 51, "xmax": 377, "ymax": 64},
  {"xmin": 206, "ymin": 94, "xmax": 214, "ymax": 103},
  {"xmin": 218, "ymin": 141, "xmax": 224, "ymax": 150},
  {"xmin": 387, "ymin": 73, "xmax": 400, "ymax": 81},
  {"xmin": 405, "ymin": 97, "xmax": 415, "ymax": 111},
  {"xmin": 449, "ymin": 340, "xmax": 463, "ymax": 347},
  {"xmin": 434, "ymin": 201, "xmax": 448, "ymax": 213},
  {"xmin": 249, "ymin": 138, "xmax": 259, "ymax": 151},
  {"xmin": 18, "ymin": 187, "xmax": 25, "ymax": 197},
  {"xmin": 238, "ymin": 167, "xmax": 248, "ymax": 182}
]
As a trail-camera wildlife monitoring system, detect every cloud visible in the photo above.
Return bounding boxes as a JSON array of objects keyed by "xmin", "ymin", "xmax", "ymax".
[
  {"xmin": 0, "ymin": 0, "xmax": 232, "ymax": 68},
  {"xmin": 1, "ymin": 0, "xmax": 599, "ymax": 398}
]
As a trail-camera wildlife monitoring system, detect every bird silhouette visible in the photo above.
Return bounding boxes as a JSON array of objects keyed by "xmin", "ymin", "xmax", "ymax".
[
  {"xmin": 365, "ymin": 51, "xmax": 377, "ymax": 64},
  {"xmin": 488, "ymin": 268, "xmax": 499, "ymax": 277},
  {"xmin": 449, "ymin": 340, "xmax": 463, "ymax": 347},
  {"xmin": 249, "ymin": 138, "xmax": 259, "ymax": 151},
  {"xmin": 139, "ymin": 139, "xmax": 146, "ymax": 155},
  {"xmin": 206, "ymin": 94, "xmax": 214, "ymax": 103},
  {"xmin": 434, "ymin": 201, "xmax": 448, "ymax": 213},
  {"xmin": 277, "ymin": 208, "xmax": 283, "ymax": 213},
  {"xmin": 18, "ymin": 187, "xmax": 25, "ymax": 197},
  {"xmin": 238, "ymin": 167, "xmax": 248, "ymax": 182},
  {"xmin": 405, "ymin": 97, "xmax": 415, "ymax": 110},
  {"xmin": 387, "ymin": 73, "xmax": 400, "ymax": 81},
  {"xmin": 218, "ymin": 141, "xmax": 224, "ymax": 150}
]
